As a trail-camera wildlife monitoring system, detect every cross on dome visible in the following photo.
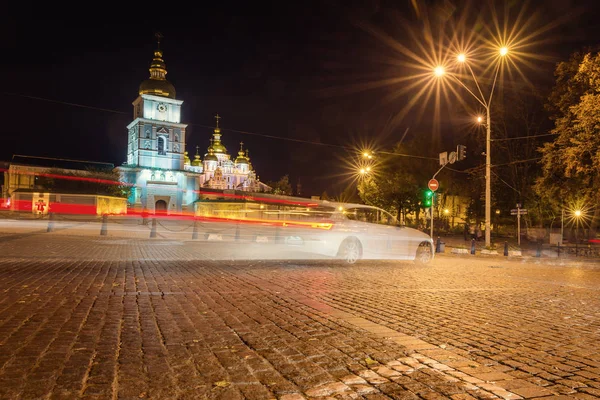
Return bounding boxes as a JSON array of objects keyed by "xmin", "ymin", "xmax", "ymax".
[{"xmin": 155, "ymin": 32, "xmax": 164, "ymax": 50}]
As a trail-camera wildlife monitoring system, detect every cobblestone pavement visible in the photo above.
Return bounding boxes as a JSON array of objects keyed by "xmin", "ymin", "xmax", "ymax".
[{"xmin": 0, "ymin": 232, "xmax": 599, "ymax": 399}]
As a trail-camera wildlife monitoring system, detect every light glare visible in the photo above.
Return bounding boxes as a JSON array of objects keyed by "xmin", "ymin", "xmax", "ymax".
[
  {"xmin": 434, "ymin": 66, "xmax": 445, "ymax": 77},
  {"xmin": 457, "ymin": 54, "xmax": 466, "ymax": 63},
  {"xmin": 500, "ymin": 47, "xmax": 508, "ymax": 56}
]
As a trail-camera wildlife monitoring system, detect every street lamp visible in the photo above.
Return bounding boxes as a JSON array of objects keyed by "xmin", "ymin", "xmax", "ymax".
[
  {"xmin": 434, "ymin": 47, "xmax": 508, "ymax": 248},
  {"xmin": 574, "ymin": 209, "xmax": 582, "ymax": 243}
]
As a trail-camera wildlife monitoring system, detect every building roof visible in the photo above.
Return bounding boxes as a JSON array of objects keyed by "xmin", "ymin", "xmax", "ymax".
[{"xmin": 10, "ymin": 155, "xmax": 115, "ymax": 172}]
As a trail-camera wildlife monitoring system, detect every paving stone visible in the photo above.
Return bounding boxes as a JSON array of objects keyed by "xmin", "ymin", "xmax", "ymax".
[{"xmin": 0, "ymin": 234, "xmax": 599, "ymax": 399}]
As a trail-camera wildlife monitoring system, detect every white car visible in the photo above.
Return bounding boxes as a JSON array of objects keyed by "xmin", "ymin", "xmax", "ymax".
[{"xmin": 282, "ymin": 202, "xmax": 434, "ymax": 264}]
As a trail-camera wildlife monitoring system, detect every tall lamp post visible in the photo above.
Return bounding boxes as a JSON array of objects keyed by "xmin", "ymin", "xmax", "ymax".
[{"xmin": 434, "ymin": 47, "xmax": 508, "ymax": 248}]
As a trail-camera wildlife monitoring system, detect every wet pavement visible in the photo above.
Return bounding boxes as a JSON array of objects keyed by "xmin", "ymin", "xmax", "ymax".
[{"xmin": 0, "ymin": 230, "xmax": 599, "ymax": 399}]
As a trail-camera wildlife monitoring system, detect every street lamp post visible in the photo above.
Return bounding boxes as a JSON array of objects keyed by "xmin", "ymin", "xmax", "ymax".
[{"xmin": 434, "ymin": 48, "xmax": 507, "ymax": 248}]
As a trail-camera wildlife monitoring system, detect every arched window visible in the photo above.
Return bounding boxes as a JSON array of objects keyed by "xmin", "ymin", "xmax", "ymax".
[
  {"xmin": 158, "ymin": 137, "xmax": 166, "ymax": 155},
  {"xmin": 174, "ymin": 133, "xmax": 179, "ymax": 142}
]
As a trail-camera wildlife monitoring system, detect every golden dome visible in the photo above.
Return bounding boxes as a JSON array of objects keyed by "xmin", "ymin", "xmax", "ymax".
[
  {"xmin": 210, "ymin": 114, "xmax": 228, "ymax": 153},
  {"xmin": 191, "ymin": 153, "xmax": 201, "ymax": 166},
  {"xmin": 204, "ymin": 148, "xmax": 218, "ymax": 162},
  {"xmin": 138, "ymin": 48, "xmax": 176, "ymax": 99},
  {"xmin": 184, "ymin": 151, "xmax": 191, "ymax": 165},
  {"xmin": 235, "ymin": 142, "xmax": 248, "ymax": 165}
]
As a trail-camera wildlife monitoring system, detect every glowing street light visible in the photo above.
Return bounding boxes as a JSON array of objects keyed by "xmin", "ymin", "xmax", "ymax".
[
  {"xmin": 435, "ymin": 46, "xmax": 509, "ymax": 248},
  {"xmin": 362, "ymin": 150, "xmax": 374, "ymax": 159},
  {"xmin": 574, "ymin": 210, "xmax": 582, "ymax": 217}
]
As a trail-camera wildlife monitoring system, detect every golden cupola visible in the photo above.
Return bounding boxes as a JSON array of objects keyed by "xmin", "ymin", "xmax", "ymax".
[
  {"xmin": 191, "ymin": 147, "xmax": 202, "ymax": 166},
  {"xmin": 184, "ymin": 151, "xmax": 191, "ymax": 166},
  {"xmin": 246, "ymin": 149, "xmax": 254, "ymax": 171},
  {"xmin": 139, "ymin": 33, "xmax": 176, "ymax": 99},
  {"xmin": 204, "ymin": 147, "xmax": 218, "ymax": 162},
  {"xmin": 210, "ymin": 114, "xmax": 228, "ymax": 154},
  {"xmin": 235, "ymin": 142, "xmax": 249, "ymax": 165}
]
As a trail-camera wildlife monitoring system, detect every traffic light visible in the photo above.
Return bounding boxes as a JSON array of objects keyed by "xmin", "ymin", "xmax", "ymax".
[
  {"xmin": 423, "ymin": 190, "xmax": 433, "ymax": 207},
  {"xmin": 457, "ymin": 144, "xmax": 466, "ymax": 161}
]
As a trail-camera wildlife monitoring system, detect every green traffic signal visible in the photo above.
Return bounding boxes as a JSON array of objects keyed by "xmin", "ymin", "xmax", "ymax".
[{"xmin": 423, "ymin": 189, "xmax": 433, "ymax": 206}]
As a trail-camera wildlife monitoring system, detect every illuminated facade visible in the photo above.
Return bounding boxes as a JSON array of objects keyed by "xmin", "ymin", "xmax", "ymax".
[{"xmin": 118, "ymin": 38, "xmax": 269, "ymax": 213}]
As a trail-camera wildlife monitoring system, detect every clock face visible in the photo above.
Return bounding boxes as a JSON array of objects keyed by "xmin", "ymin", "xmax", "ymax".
[{"xmin": 157, "ymin": 103, "xmax": 167, "ymax": 113}]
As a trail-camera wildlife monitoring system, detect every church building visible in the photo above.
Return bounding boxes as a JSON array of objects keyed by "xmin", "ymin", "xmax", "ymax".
[{"xmin": 118, "ymin": 36, "xmax": 269, "ymax": 213}]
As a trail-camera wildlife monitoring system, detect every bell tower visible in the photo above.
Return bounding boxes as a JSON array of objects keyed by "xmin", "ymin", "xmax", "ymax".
[{"xmin": 125, "ymin": 33, "xmax": 187, "ymax": 170}]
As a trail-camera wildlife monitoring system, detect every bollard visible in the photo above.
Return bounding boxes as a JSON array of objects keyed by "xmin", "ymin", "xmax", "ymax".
[
  {"xmin": 275, "ymin": 225, "xmax": 281, "ymax": 244},
  {"xmin": 536, "ymin": 241, "xmax": 542, "ymax": 257},
  {"xmin": 192, "ymin": 219, "xmax": 198, "ymax": 240},
  {"xmin": 47, "ymin": 212, "xmax": 55, "ymax": 233},
  {"xmin": 470, "ymin": 238, "xmax": 476, "ymax": 255},
  {"xmin": 235, "ymin": 222, "xmax": 240, "ymax": 242},
  {"xmin": 100, "ymin": 214, "xmax": 108, "ymax": 236},
  {"xmin": 150, "ymin": 218, "xmax": 157, "ymax": 238},
  {"xmin": 504, "ymin": 241, "xmax": 508, "ymax": 256},
  {"xmin": 557, "ymin": 242, "xmax": 561, "ymax": 257},
  {"xmin": 436, "ymin": 237, "xmax": 441, "ymax": 253}
]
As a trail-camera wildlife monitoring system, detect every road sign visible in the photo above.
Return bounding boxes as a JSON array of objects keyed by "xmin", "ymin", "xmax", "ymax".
[
  {"xmin": 428, "ymin": 179, "xmax": 439, "ymax": 191},
  {"xmin": 510, "ymin": 209, "xmax": 528, "ymax": 215},
  {"xmin": 448, "ymin": 151, "xmax": 457, "ymax": 164},
  {"xmin": 439, "ymin": 152, "xmax": 447, "ymax": 166}
]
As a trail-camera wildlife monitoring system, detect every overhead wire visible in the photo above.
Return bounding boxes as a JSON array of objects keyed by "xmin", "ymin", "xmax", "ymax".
[{"xmin": 4, "ymin": 91, "xmax": 550, "ymax": 165}]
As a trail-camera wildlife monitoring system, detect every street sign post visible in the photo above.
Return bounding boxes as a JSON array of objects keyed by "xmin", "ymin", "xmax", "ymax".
[
  {"xmin": 428, "ymin": 179, "xmax": 439, "ymax": 192},
  {"xmin": 426, "ymin": 179, "xmax": 440, "ymax": 240},
  {"xmin": 510, "ymin": 205, "xmax": 527, "ymax": 245}
]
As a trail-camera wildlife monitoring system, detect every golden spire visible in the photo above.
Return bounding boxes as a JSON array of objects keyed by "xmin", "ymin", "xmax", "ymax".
[
  {"xmin": 138, "ymin": 32, "xmax": 176, "ymax": 99},
  {"xmin": 211, "ymin": 114, "xmax": 227, "ymax": 153}
]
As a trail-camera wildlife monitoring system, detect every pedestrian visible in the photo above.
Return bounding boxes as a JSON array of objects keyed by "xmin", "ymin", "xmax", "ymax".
[{"xmin": 469, "ymin": 224, "xmax": 475, "ymax": 240}]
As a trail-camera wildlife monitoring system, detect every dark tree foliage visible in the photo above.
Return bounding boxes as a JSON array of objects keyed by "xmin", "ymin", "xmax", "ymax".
[{"xmin": 535, "ymin": 50, "xmax": 600, "ymax": 233}]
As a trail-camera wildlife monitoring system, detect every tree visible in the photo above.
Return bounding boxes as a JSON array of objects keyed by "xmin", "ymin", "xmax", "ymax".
[
  {"xmin": 357, "ymin": 140, "xmax": 434, "ymax": 226},
  {"xmin": 535, "ymin": 51, "xmax": 600, "ymax": 233},
  {"xmin": 265, "ymin": 175, "xmax": 293, "ymax": 196}
]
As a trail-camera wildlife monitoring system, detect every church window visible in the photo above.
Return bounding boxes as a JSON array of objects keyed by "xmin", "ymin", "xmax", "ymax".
[
  {"xmin": 146, "ymin": 129, "xmax": 151, "ymax": 138},
  {"xmin": 158, "ymin": 137, "xmax": 166, "ymax": 155},
  {"xmin": 174, "ymin": 133, "xmax": 179, "ymax": 142}
]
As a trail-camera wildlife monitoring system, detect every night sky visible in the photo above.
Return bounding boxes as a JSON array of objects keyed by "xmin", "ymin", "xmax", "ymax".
[{"xmin": 2, "ymin": 0, "xmax": 600, "ymax": 196}]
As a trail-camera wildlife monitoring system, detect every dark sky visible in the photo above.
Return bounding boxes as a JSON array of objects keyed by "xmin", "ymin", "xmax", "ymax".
[{"xmin": 2, "ymin": 0, "xmax": 600, "ymax": 196}]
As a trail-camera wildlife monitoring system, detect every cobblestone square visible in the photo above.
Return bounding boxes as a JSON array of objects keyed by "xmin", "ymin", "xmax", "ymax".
[{"xmin": 0, "ymin": 230, "xmax": 599, "ymax": 399}]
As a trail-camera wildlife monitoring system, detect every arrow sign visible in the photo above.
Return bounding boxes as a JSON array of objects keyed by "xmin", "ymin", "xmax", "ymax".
[{"xmin": 428, "ymin": 179, "xmax": 439, "ymax": 192}]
